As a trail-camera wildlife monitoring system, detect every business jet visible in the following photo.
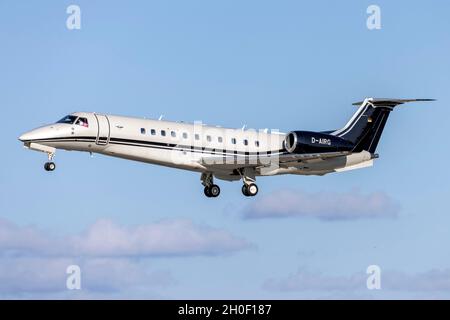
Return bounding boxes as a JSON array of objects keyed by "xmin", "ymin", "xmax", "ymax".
[{"xmin": 18, "ymin": 98, "xmax": 432, "ymax": 198}]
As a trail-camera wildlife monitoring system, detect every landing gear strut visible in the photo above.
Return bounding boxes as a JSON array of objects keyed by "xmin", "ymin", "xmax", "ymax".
[
  {"xmin": 44, "ymin": 153, "xmax": 56, "ymax": 172},
  {"xmin": 201, "ymin": 173, "xmax": 220, "ymax": 198}
]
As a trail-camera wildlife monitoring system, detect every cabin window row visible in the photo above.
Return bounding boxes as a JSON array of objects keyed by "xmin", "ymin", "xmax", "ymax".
[{"xmin": 140, "ymin": 128, "xmax": 260, "ymax": 147}]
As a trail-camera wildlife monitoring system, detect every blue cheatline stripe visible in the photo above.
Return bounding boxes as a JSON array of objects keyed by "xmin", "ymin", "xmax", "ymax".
[{"xmin": 27, "ymin": 136, "xmax": 286, "ymax": 157}]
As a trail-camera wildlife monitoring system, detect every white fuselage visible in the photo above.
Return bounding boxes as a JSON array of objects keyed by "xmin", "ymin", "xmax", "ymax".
[{"xmin": 19, "ymin": 112, "xmax": 373, "ymax": 182}]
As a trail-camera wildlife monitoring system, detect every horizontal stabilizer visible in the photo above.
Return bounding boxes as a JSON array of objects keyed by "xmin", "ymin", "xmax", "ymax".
[{"xmin": 352, "ymin": 98, "xmax": 435, "ymax": 107}]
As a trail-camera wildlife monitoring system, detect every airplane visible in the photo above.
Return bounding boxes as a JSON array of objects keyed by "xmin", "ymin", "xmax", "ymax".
[{"xmin": 18, "ymin": 98, "xmax": 433, "ymax": 198}]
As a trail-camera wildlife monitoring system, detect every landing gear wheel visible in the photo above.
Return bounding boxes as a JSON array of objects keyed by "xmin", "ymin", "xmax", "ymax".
[
  {"xmin": 242, "ymin": 183, "xmax": 258, "ymax": 197},
  {"xmin": 204, "ymin": 185, "xmax": 220, "ymax": 198},
  {"xmin": 242, "ymin": 185, "xmax": 249, "ymax": 196},
  {"xmin": 247, "ymin": 183, "xmax": 258, "ymax": 196},
  {"xmin": 204, "ymin": 186, "xmax": 212, "ymax": 197},
  {"xmin": 209, "ymin": 184, "xmax": 220, "ymax": 197},
  {"xmin": 44, "ymin": 162, "xmax": 56, "ymax": 172}
]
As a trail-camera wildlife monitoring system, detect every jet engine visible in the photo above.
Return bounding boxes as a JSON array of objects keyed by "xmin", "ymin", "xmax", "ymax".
[{"xmin": 284, "ymin": 131, "xmax": 354, "ymax": 154}]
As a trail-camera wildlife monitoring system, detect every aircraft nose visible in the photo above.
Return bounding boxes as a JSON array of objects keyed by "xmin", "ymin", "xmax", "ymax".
[
  {"xmin": 18, "ymin": 126, "xmax": 54, "ymax": 142},
  {"xmin": 19, "ymin": 131, "xmax": 34, "ymax": 142}
]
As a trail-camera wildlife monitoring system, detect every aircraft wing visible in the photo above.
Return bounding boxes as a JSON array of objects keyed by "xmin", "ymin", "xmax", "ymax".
[{"xmin": 200, "ymin": 151, "xmax": 350, "ymax": 170}]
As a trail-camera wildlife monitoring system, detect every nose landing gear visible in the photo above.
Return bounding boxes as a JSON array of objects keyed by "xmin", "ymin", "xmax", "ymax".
[
  {"xmin": 44, "ymin": 152, "xmax": 56, "ymax": 172},
  {"xmin": 44, "ymin": 162, "xmax": 56, "ymax": 171}
]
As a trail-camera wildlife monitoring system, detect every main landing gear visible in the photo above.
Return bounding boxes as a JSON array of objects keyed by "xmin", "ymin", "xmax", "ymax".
[
  {"xmin": 242, "ymin": 183, "xmax": 258, "ymax": 197},
  {"xmin": 200, "ymin": 169, "xmax": 259, "ymax": 198},
  {"xmin": 240, "ymin": 167, "xmax": 258, "ymax": 197},
  {"xmin": 201, "ymin": 173, "xmax": 220, "ymax": 198},
  {"xmin": 44, "ymin": 152, "xmax": 56, "ymax": 172},
  {"xmin": 204, "ymin": 184, "xmax": 221, "ymax": 198}
]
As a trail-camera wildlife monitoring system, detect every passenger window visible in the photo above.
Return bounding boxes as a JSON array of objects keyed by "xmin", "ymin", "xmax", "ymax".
[
  {"xmin": 231, "ymin": 138, "xmax": 236, "ymax": 144},
  {"xmin": 151, "ymin": 129, "xmax": 156, "ymax": 135},
  {"xmin": 171, "ymin": 131, "xmax": 176, "ymax": 137},
  {"xmin": 243, "ymin": 139, "xmax": 248, "ymax": 146},
  {"xmin": 195, "ymin": 134, "xmax": 200, "ymax": 140},
  {"xmin": 206, "ymin": 135, "xmax": 212, "ymax": 142},
  {"xmin": 182, "ymin": 132, "xmax": 188, "ymax": 139},
  {"xmin": 255, "ymin": 140, "xmax": 260, "ymax": 147},
  {"xmin": 141, "ymin": 128, "xmax": 146, "ymax": 134},
  {"xmin": 161, "ymin": 130, "xmax": 166, "ymax": 136},
  {"xmin": 75, "ymin": 117, "xmax": 89, "ymax": 128},
  {"xmin": 218, "ymin": 137, "xmax": 223, "ymax": 143}
]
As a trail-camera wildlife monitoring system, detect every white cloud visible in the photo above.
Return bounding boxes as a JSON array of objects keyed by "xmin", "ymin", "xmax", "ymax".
[
  {"xmin": 78, "ymin": 258, "xmax": 175, "ymax": 293},
  {"xmin": 0, "ymin": 217, "xmax": 251, "ymax": 297},
  {"xmin": 0, "ymin": 218, "xmax": 251, "ymax": 258},
  {"xmin": 0, "ymin": 218, "xmax": 59, "ymax": 255},
  {"xmin": 263, "ymin": 267, "xmax": 365, "ymax": 292},
  {"xmin": 243, "ymin": 189, "xmax": 399, "ymax": 221},
  {"xmin": 264, "ymin": 267, "xmax": 450, "ymax": 297},
  {"xmin": 383, "ymin": 269, "xmax": 450, "ymax": 292},
  {"xmin": 0, "ymin": 257, "xmax": 174, "ymax": 297},
  {"xmin": 70, "ymin": 219, "xmax": 252, "ymax": 257},
  {"xmin": 0, "ymin": 257, "xmax": 72, "ymax": 295}
]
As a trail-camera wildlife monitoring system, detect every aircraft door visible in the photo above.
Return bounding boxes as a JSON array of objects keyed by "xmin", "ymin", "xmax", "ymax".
[{"xmin": 94, "ymin": 114, "xmax": 110, "ymax": 145}]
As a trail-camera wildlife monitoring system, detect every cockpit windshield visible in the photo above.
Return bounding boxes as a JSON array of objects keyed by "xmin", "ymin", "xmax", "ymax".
[
  {"xmin": 57, "ymin": 115, "xmax": 78, "ymax": 124},
  {"xmin": 56, "ymin": 115, "xmax": 89, "ymax": 127}
]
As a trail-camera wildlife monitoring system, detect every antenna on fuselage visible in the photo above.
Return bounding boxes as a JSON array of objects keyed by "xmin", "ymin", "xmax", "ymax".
[
  {"xmin": 158, "ymin": 115, "xmax": 164, "ymax": 121},
  {"xmin": 241, "ymin": 124, "xmax": 246, "ymax": 131}
]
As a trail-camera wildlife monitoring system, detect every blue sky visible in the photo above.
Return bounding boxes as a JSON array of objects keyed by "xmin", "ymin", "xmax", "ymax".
[{"xmin": 1, "ymin": 0, "xmax": 449, "ymax": 299}]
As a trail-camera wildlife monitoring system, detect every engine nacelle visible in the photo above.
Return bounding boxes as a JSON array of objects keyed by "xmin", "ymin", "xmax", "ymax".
[{"xmin": 284, "ymin": 131, "xmax": 354, "ymax": 154}]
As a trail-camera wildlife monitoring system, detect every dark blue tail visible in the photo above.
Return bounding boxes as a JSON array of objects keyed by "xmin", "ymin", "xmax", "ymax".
[{"xmin": 331, "ymin": 98, "xmax": 434, "ymax": 153}]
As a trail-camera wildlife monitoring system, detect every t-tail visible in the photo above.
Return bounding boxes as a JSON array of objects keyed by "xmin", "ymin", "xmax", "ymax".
[{"xmin": 331, "ymin": 98, "xmax": 435, "ymax": 153}]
